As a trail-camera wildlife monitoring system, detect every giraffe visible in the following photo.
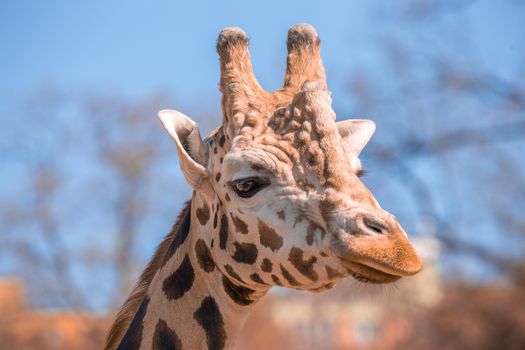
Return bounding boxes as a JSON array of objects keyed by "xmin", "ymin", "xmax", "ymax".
[{"xmin": 105, "ymin": 24, "xmax": 423, "ymax": 350}]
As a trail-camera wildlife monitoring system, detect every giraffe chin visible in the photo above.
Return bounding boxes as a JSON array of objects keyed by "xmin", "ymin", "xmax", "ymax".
[{"xmin": 342, "ymin": 261, "xmax": 402, "ymax": 284}]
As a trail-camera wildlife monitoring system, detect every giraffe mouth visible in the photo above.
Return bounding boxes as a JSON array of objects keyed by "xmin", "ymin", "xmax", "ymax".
[{"xmin": 342, "ymin": 260, "xmax": 401, "ymax": 284}]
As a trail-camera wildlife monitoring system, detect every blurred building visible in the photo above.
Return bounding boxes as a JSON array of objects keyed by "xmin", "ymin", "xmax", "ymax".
[{"xmin": 0, "ymin": 279, "xmax": 110, "ymax": 350}]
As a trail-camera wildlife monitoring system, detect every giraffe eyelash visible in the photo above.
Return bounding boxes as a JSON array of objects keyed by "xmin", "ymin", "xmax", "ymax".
[{"xmin": 356, "ymin": 169, "xmax": 367, "ymax": 177}]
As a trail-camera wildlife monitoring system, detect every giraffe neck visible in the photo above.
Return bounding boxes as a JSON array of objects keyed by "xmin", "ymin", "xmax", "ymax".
[{"xmin": 116, "ymin": 193, "xmax": 269, "ymax": 350}]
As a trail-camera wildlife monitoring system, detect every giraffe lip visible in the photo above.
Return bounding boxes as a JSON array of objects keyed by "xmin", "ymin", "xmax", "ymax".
[{"xmin": 341, "ymin": 260, "xmax": 401, "ymax": 284}]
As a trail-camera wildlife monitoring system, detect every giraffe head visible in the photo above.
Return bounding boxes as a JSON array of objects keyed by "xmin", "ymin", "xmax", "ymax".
[{"xmin": 159, "ymin": 24, "xmax": 422, "ymax": 293}]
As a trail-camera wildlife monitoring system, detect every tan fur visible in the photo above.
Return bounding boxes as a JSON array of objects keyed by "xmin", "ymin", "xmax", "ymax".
[{"xmin": 104, "ymin": 202, "xmax": 191, "ymax": 350}]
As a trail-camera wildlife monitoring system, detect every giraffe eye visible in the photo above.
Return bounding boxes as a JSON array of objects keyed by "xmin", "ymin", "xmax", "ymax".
[{"xmin": 231, "ymin": 177, "xmax": 270, "ymax": 198}]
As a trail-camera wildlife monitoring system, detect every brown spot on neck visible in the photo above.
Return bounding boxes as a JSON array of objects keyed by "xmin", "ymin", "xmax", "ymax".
[
  {"xmin": 152, "ymin": 319, "xmax": 182, "ymax": 350},
  {"xmin": 196, "ymin": 202, "xmax": 210, "ymax": 226},
  {"xmin": 162, "ymin": 254, "xmax": 195, "ymax": 300},
  {"xmin": 193, "ymin": 296, "xmax": 227, "ymax": 350},
  {"xmin": 231, "ymin": 241, "xmax": 258, "ymax": 264},
  {"xmin": 249, "ymin": 273, "xmax": 267, "ymax": 285},
  {"xmin": 219, "ymin": 214, "xmax": 229, "ymax": 250},
  {"xmin": 223, "ymin": 264, "xmax": 244, "ymax": 284},
  {"xmin": 195, "ymin": 239, "xmax": 215, "ymax": 273},
  {"xmin": 221, "ymin": 275, "xmax": 256, "ymax": 306},
  {"xmin": 261, "ymin": 258, "xmax": 273, "ymax": 273},
  {"xmin": 280, "ymin": 264, "xmax": 299, "ymax": 286},
  {"xmin": 271, "ymin": 274, "xmax": 282, "ymax": 286}
]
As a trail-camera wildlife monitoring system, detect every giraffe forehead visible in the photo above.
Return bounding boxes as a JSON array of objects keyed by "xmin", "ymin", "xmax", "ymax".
[
  {"xmin": 221, "ymin": 142, "xmax": 289, "ymax": 180},
  {"xmin": 211, "ymin": 91, "xmax": 357, "ymax": 191},
  {"xmin": 217, "ymin": 124, "xmax": 355, "ymax": 192},
  {"xmin": 265, "ymin": 122, "xmax": 354, "ymax": 190}
]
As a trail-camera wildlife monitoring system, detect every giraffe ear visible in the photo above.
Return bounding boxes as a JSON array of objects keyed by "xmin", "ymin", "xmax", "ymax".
[
  {"xmin": 336, "ymin": 119, "xmax": 376, "ymax": 156},
  {"xmin": 158, "ymin": 109, "xmax": 211, "ymax": 192}
]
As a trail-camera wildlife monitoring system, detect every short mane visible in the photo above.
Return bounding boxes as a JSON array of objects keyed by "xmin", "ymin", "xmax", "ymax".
[{"xmin": 104, "ymin": 201, "xmax": 192, "ymax": 350}]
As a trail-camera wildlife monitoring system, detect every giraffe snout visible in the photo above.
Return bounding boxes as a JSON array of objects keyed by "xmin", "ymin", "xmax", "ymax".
[
  {"xmin": 345, "ymin": 208, "xmax": 397, "ymax": 237},
  {"xmin": 356, "ymin": 211, "xmax": 409, "ymax": 238},
  {"xmin": 334, "ymin": 207, "xmax": 423, "ymax": 281}
]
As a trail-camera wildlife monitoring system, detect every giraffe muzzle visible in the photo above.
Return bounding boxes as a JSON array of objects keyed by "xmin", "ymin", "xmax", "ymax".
[{"xmin": 332, "ymin": 209, "xmax": 423, "ymax": 283}]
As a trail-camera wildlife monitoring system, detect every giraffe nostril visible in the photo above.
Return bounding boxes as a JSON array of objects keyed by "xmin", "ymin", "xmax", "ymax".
[{"xmin": 363, "ymin": 217, "xmax": 387, "ymax": 235}]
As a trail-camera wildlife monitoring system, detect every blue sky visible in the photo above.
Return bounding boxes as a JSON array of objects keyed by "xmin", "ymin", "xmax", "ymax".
[{"xmin": 1, "ymin": 0, "xmax": 523, "ymax": 112}]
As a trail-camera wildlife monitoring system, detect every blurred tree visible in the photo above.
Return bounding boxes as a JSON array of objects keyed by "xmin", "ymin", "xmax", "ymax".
[
  {"xmin": 87, "ymin": 95, "xmax": 166, "ymax": 300},
  {"xmin": 0, "ymin": 89, "xmax": 195, "ymax": 310}
]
